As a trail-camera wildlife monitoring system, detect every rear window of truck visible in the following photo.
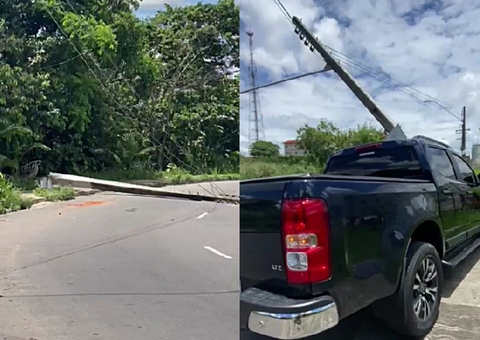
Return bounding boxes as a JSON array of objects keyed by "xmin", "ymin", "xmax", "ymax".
[{"xmin": 325, "ymin": 145, "xmax": 423, "ymax": 179}]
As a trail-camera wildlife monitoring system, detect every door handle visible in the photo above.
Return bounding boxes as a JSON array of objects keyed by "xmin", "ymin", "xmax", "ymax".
[{"xmin": 442, "ymin": 189, "xmax": 452, "ymax": 195}]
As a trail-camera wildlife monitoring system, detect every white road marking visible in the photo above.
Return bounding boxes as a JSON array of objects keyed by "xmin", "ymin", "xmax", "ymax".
[
  {"xmin": 197, "ymin": 212, "xmax": 208, "ymax": 219},
  {"xmin": 204, "ymin": 246, "xmax": 232, "ymax": 259}
]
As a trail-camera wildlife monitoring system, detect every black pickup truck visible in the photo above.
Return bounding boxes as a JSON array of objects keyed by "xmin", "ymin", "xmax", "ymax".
[{"xmin": 240, "ymin": 136, "xmax": 480, "ymax": 339}]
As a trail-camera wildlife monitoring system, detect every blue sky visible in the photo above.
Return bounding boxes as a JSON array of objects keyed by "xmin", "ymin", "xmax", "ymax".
[
  {"xmin": 136, "ymin": 0, "xmax": 218, "ymax": 18},
  {"xmin": 240, "ymin": 0, "xmax": 480, "ymax": 155}
]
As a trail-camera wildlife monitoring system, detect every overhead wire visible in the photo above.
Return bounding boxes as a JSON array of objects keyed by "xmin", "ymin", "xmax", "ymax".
[
  {"xmin": 240, "ymin": 69, "xmax": 328, "ymax": 94},
  {"xmin": 270, "ymin": 0, "xmax": 461, "ymax": 121},
  {"xmin": 326, "ymin": 53, "xmax": 462, "ymax": 120}
]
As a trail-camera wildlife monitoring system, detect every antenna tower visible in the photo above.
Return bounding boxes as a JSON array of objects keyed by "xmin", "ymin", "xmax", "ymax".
[{"xmin": 246, "ymin": 31, "xmax": 265, "ymax": 144}]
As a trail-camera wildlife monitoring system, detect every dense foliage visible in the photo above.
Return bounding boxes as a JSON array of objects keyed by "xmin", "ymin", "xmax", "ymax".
[
  {"xmin": 241, "ymin": 121, "xmax": 384, "ymax": 179},
  {"xmin": 297, "ymin": 121, "xmax": 384, "ymax": 166},
  {"xmin": 0, "ymin": 0, "xmax": 239, "ymax": 177},
  {"xmin": 249, "ymin": 140, "xmax": 279, "ymax": 158}
]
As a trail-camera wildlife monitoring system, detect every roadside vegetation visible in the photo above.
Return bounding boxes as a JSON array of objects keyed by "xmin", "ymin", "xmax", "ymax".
[
  {"xmin": 83, "ymin": 166, "xmax": 240, "ymax": 184},
  {"xmin": 241, "ymin": 122, "xmax": 385, "ymax": 180},
  {"xmin": 33, "ymin": 187, "xmax": 76, "ymax": 202},
  {"xmin": 0, "ymin": 0, "xmax": 239, "ymax": 213},
  {"xmin": 242, "ymin": 121, "xmax": 480, "ymax": 180},
  {"xmin": 240, "ymin": 156, "xmax": 320, "ymax": 179},
  {"xmin": 0, "ymin": 174, "xmax": 32, "ymax": 214}
]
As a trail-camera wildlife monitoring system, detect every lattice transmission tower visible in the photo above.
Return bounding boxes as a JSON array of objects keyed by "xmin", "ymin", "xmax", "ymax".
[{"xmin": 246, "ymin": 31, "xmax": 265, "ymax": 144}]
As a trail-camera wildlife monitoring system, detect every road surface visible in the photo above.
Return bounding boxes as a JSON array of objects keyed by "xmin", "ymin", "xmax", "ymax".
[
  {"xmin": 0, "ymin": 192, "xmax": 238, "ymax": 340},
  {"xmin": 241, "ymin": 248, "xmax": 480, "ymax": 340}
]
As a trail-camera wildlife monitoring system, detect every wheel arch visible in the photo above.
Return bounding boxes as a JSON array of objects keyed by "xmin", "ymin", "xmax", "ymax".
[{"xmin": 408, "ymin": 220, "xmax": 444, "ymax": 260}]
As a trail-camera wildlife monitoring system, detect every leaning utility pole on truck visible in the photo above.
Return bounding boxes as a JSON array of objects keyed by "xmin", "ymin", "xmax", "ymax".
[{"xmin": 291, "ymin": 16, "xmax": 407, "ymax": 141}]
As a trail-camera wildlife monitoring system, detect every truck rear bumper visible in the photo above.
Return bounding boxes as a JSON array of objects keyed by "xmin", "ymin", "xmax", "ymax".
[{"xmin": 240, "ymin": 287, "xmax": 339, "ymax": 339}]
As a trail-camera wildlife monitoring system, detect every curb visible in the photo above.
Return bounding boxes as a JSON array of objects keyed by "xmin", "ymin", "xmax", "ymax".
[{"xmin": 48, "ymin": 173, "xmax": 239, "ymax": 204}]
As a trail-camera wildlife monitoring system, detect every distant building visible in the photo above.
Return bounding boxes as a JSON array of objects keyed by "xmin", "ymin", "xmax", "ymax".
[
  {"xmin": 472, "ymin": 144, "xmax": 480, "ymax": 167},
  {"xmin": 283, "ymin": 140, "xmax": 305, "ymax": 156}
]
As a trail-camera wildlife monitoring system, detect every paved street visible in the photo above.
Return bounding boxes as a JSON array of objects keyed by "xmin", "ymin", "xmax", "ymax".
[
  {"xmin": 0, "ymin": 193, "xmax": 238, "ymax": 340},
  {"xmin": 241, "ymin": 248, "xmax": 480, "ymax": 340}
]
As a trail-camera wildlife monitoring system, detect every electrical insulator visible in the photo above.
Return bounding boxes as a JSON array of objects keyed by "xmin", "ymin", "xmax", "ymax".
[
  {"xmin": 294, "ymin": 27, "xmax": 299, "ymax": 34},
  {"xmin": 310, "ymin": 45, "xmax": 314, "ymax": 52},
  {"xmin": 299, "ymin": 34, "xmax": 304, "ymax": 40},
  {"xmin": 304, "ymin": 40, "xmax": 309, "ymax": 46}
]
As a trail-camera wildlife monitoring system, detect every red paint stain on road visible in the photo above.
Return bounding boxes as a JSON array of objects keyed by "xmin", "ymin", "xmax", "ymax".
[{"xmin": 67, "ymin": 201, "xmax": 106, "ymax": 208}]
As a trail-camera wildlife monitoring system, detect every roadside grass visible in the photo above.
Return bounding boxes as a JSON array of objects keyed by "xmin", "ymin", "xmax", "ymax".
[
  {"xmin": 240, "ymin": 156, "xmax": 322, "ymax": 180},
  {"xmin": 0, "ymin": 173, "xmax": 33, "ymax": 214},
  {"xmin": 8, "ymin": 177, "xmax": 38, "ymax": 191},
  {"xmin": 33, "ymin": 187, "xmax": 76, "ymax": 201},
  {"xmin": 81, "ymin": 168, "xmax": 239, "ymax": 185},
  {"xmin": 241, "ymin": 162, "xmax": 480, "ymax": 181}
]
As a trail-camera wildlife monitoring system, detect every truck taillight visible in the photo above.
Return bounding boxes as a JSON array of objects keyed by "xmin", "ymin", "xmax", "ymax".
[{"xmin": 281, "ymin": 198, "xmax": 331, "ymax": 285}]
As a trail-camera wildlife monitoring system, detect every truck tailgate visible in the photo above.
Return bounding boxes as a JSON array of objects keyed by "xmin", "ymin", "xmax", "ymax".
[
  {"xmin": 240, "ymin": 179, "xmax": 288, "ymax": 293},
  {"xmin": 240, "ymin": 173, "xmax": 433, "ymax": 297}
]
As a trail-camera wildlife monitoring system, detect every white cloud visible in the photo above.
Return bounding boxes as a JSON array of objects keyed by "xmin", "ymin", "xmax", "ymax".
[{"xmin": 240, "ymin": 0, "xmax": 480, "ymax": 157}]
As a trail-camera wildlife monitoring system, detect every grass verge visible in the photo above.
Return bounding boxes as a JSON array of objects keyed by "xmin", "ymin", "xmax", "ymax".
[
  {"xmin": 0, "ymin": 173, "xmax": 33, "ymax": 214},
  {"xmin": 33, "ymin": 187, "xmax": 76, "ymax": 201},
  {"xmin": 240, "ymin": 157, "xmax": 322, "ymax": 180}
]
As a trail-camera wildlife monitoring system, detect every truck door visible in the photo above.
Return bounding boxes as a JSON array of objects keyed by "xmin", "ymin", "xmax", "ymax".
[
  {"xmin": 426, "ymin": 146, "xmax": 466, "ymax": 248},
  {"xmin": 450, "ymin": 153, "xmax": 480, "ymax": 238}
]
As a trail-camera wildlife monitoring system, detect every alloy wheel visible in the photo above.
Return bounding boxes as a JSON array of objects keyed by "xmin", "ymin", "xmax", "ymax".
[{"xmin": 413, "ymin": 256, "xmax": 439, "ymax": 321}]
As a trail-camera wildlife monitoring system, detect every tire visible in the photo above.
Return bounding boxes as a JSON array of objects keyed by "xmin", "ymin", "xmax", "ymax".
[{"xmin": 376, "ymin": 241, "xmax": 443, "ymax": 338}]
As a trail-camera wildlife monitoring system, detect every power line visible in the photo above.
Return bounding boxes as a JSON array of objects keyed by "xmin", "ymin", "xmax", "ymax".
[
  {"xmin": 327, "ymin": 54, "xmax": 462, "ymax": 121},
  {"xmin": 271, "ymin": 0, "xmax": 460, "ymax": 121},
  {"xmin": 240, "ymin": 69, "xmax": 327, "ymax": 94},
  {"xmin": 423, "ymin": 100, "xmax": 461, "ymax": 121}
]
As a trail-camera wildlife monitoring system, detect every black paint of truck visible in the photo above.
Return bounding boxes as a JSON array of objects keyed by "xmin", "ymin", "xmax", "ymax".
[{"xmin": 240, "ymin": 136, "xmax": 480, "ymax": 339}]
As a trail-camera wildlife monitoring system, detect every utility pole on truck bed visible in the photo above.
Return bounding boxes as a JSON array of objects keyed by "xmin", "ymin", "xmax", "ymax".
[{"xmin": 291, "ymin": 16, "xmax": 407, "ymax": 141}]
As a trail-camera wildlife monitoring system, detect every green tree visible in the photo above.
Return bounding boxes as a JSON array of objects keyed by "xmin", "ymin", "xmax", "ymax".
[
  {"xmin": 297, "ymin": 121, "xmax": 383, "ymax": 165},
  {"xmin": 250, "ymin": 141, "xmax": 280, "ymax": 158},
  {"xmin": 0, "ymin": 0, "xmax": 239, "ymax": 178}
]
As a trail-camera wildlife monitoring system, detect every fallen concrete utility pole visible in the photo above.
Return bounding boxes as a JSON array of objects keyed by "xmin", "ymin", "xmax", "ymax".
[{"xmin": 48, "ymin": 173, "xmax": 239, "ymax": 204}]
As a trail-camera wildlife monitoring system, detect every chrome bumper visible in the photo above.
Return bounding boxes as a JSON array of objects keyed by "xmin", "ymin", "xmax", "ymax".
[{"xmin": 241, "ymin": 287, "xmax": 339, "ymax": 339}]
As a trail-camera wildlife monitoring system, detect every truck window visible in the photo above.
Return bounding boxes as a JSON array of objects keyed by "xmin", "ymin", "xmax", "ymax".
[
  {"xmin": 425, "ymin": 147, "xmax": 455, "ymax": 180},
  {"xmin": 325, "ymin": 146, "xmax": 423, "ymax": 178},
  {"xmin": 452, "ymin": 154, "xmax": 477, "ymax": 184}
]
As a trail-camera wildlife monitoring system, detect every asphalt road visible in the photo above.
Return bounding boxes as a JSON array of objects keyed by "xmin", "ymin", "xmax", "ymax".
[{"xmin": 0, "ymin": 192, "xmax": 238, "ymax": 340}]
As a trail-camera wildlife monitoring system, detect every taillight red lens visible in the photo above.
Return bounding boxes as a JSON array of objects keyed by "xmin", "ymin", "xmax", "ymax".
[{"xmin": 281, "ymin": 198, "xmax": 330, "ymax": 285}]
